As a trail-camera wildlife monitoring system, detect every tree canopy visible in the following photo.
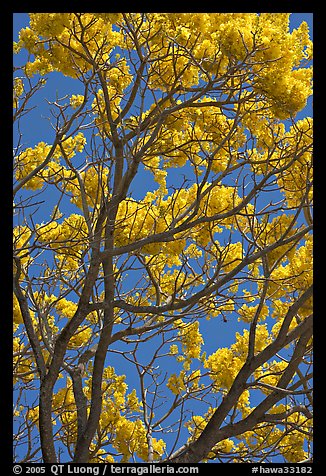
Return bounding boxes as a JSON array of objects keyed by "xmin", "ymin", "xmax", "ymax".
[{"xmin": 13, "ymin": 13, "xmax": 313, "ymax": 464}]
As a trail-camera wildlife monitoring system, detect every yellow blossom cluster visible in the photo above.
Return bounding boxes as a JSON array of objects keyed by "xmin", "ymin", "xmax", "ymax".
[
  {"xmin": 254, "ymin": 214, "xmax": 298, "ymax": 266},
  {"xmin": 114, "ymin": 182, "xmax": 246, "ymax": 260},
  {"xmin": 277, "ymin": 118, "xmax": 313, "ymax": 209},
  {"xmin": 84, "ymin": 367, "xmax": 165, "ymax": 462},
  {"xmin": 15, "ymin": 14, "xmax": 124, "ymax": 78},
  {"xmin": 254, "ymin": 360, "xmax": 289, "ymax": 395},
  {"xmin": 24, "ymin": 291, "xmax": 92, "ymax": 350},
  {"xmin": 184, "ymin": 243, "xmax": 202, "ymax": 259},
  {"xmin": 268, "ymin": 236, "xmax": 313, "ymax": 300},
  {"xmin": 60, "ymin": 133, "xmax": 87, "ymax": 158},
  {"xmin": 185, "ymin": 407, "xmax": 237, "ymax": 459},
  {"xmin": 13, "ymin": 225, "xmax": 32, "ymax": 266},
  {"xmin": 279, "ymin": 412, "xmax": 312, "ymax": 462},
  {"xmin": 70, "ymin": 94, "xmax": 84, "ymax": 109},
  {"xmin": 173, "ymin": 320, "xmax": 203, "ymax": 369},
  {"xmin": 68, "ymin": 326, "xmax": 92, "ymax": 348},
  {"xmin": 244, "ymin": 116, "xmax": 312, "ymax": 213},
  {"xmin": 65, "ymin": 165, "xmax": 109, "ymax": 210},
  {"xmin": 184, "ymin": 407, "xmax": 215, "ymax": 440},
  {"xmin": 15, "ymin": 141, "xmax": 52, "ymax": 190},
  {"xmin": 54, "ymin": 297, "xmax": 78, "ymax": 320},
  {"xmin": 203, "ymin": 298, "xmax": 235, "ymax": 320},
  {"xmin": 13, "ymin": 294, "xmax": 24, "ymax": 325},
  {"xmin": 193, "ymin": 405, "xmax": 310, "ymax": 463},
  {"xmin": 167, "ymin": 369, "xmax": 202, "ymax": 395},
  {"xmin": 36, "ymin": 214, "xmax": 89, "ymax": 257},
  {"xmin": 26, "ymin": 368, "xmax": 165, "ymax": 462},
  {"xmin": 53, "ymin": 296, "xmax": 97, "ymax": 327},
  {"xmin": 140, "ymin": 101, "xmax": 246, "ymax": 175},
  {"xmin": 238, "ymin": 303, "xmax": 269, "ymax": 323},
  {"xmin": 13, "ymin": 337, "xmax": 34, "ymax": 383},
  {"xmin": 220, "ymin": 242, "xmax": 243, "ymax": 272},
  {"xmin": 14, "ymin": 14, "xmax": 312, "ymax": 120},
  {"xmin": 143, "ymin": 14, "xmax": 311, "ymax": 118},
  {"xmin": 239, "ymin": 404, "xmax": 312, "ymax": 463},
  {"xmin": 13, "ymin": 77, "xmax": 24, "ymax": 108},
  {"xmin": 15, "ymin": 133, "xmax": 86, "ymax": 190},
  {"xmin": 205, "ymin": 324, "xmax": 271, "ymax": 390}
]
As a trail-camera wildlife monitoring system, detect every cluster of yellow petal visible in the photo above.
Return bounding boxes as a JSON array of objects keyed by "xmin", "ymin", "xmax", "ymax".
[
  {"xmin": 254, "ymin": 360, "xmax": 289, "ymax": 395},
  {"xmin": 32, "ymin": 291, "xmax": 57, "ymax": 312},
  {"xmin": 210, "ymin": 438, "xmax": 235, "ymax": 456},
  {"xmin": 13, "ymin": 77, "xmax": 24, "ymax": 109},
  {"xmin": 256, "ymin": 405, "xmax": 311, "ymax": 462},
  {"xmin": 203, "ymin": 298, "xmax": 235, "ymax": 320},
  {"xmin": 184, "ymin": 243, "xmax": 202, "ymax": 259},
  {"xmin": 220, "ymin": 242, "xmax": 243, "ymax": 272},
  {"xmin": 115, "ymin": 193, "xmax": 190, "ymax": 259},
  {"xmin": 115, "ymin": 197, "xmax": 166, "ymax": 250},
  {"xmin": 277, "ymin": 118, "xmax": 313, "ymax": 209},
  {"xmin": 15, "ymin": 133, "xmax": 86, "ymax": 191},
  {"xmin": 173, "ymin": 320, "xmax": 203, "ymax": 369},
  {"xmin": 61, "ymin": 132, "xmax": 87, "ymax": 157},
  {"xmin": 251, "ymin": 15, "xmax": 312, "ymax": 118},
  {"xmin": 140, "ymin": 101, "xmax": 246, "ymax": 174},
  {"xmin": 70, "ymin": 94, "xmax": 84, "ymax": 109},
  {"xmin": 15, "ymin": 14, "xmax": 124, "ymax": 78},
  {"xmin": 271, "ymin": 300, "xmax": 292, "ymax": 321},
  {"xmin": 15, "ymin": 141, "xmax": 52, "ymax": 190},
  {"xmin": 145, "ymin": 13, "xmax": 311, "ymax": 118},
  {"xmin": 13, "ymin": 225, "xmax": 32, "ymax": 266},
  {"xmin": 66, "ymin": 165, "xmax": 109, "ymax": 210},
  {"xmin": 25, "ymin": 367, "xmax": 165, "ymax": 462},
  {"xmin": 185, "ymin": 407, "xmax": 237, "ymax": 458},
  {"xmin": 54, "ymin": 298, "xmax": 78, "ymax": 319},
  {"xmin": 36, "ymin": 214, "xmax": 89, "ymax": 257},
  {"xmin": 205, "ymin": 347, "xmax": 241, "ymax": 389},
  {"xmin": 67, "ymin": 326, "xmax": 92, "ymax": 349},
  {"xmin": 53, "ymin": 296, "xmax": 97, "ymax": 327},
  {"xmin": 27, "ymin": 406, "xmax": 40, "ymax": 426},
  {"xmin": 204, "ymin": 324, "xmax": 271, "ymax": 389},
  {"xmin": 184, "ymin": 406, "xmax": 215, "ymax": 439},
  {"xmin": 14, "ymin": 14, "xmax": 312, "ymax": 120},
  {"xmin": 13, "ymin": 292, "xmax": 39, "ymax": 333},
  {"xmin": 233, "ymin": 403, "xmax": 312, "ymax": 462},
  {"xmin": 242, "ymin": 289, "xmax": 257, "ymax": 304},
  {"xmin": 13, "ymin": 337, "xmax": 34, "ymax": 383},
  {"xmin": 113, "ymin": 419, "xmax": 165, "ymax": 463},
  {"xmin": 238, "ymin": 303, "xmax": 269, "ymax": 323},
  {"xmin": 255, "ymin": 214, "xmax": 298, "ymax": 267},
  {"xmin": 279, "ymin": 412, "xmax": 312, "ymax": 462},
  {"xmin": 268, "ymin": 236, "xmax": 313, "ymax": 299},
  {"xmin": 167, "ymin": 369, "xmax": 202, "ymax": 395},
  {"xmin": 115, "ymin": 182, "xmax": 244, "ymax": 258},
  {"xmin": 13, "ymin": 294, "xmax": 24, "ymax": 325},
  {"xmin": 84, "ymin": 368, "xmax": 165, "ymax": 462},
  {"xmin": 245, "ymin": 116, "xmax": 313, "ymax": 210},
  {"xmin": 270, "ymin": 297, "xmax": 308, "ymax": 343}
]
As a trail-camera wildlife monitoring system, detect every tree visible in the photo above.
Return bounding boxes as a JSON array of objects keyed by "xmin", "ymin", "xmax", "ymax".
[{"xmin": 13, "ymin": 13, "xmax": 313, "ymax": 464}]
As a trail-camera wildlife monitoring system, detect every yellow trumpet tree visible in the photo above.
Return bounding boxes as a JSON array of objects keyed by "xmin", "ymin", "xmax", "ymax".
[{"xmin": 13, "ymin": 13, "xmax": 313, "ymax": 464}]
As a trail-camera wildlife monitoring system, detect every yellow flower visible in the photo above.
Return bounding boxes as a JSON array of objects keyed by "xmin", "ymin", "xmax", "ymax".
[{"xmin": 70, "ymin": 94, "xmax": 84, "ymax": 109}]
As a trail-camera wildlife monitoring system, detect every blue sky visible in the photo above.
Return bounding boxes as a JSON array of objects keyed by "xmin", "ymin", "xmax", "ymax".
[{"xmin": 13, "ymin": 13, "xmax": 313, "ymax": 463}]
